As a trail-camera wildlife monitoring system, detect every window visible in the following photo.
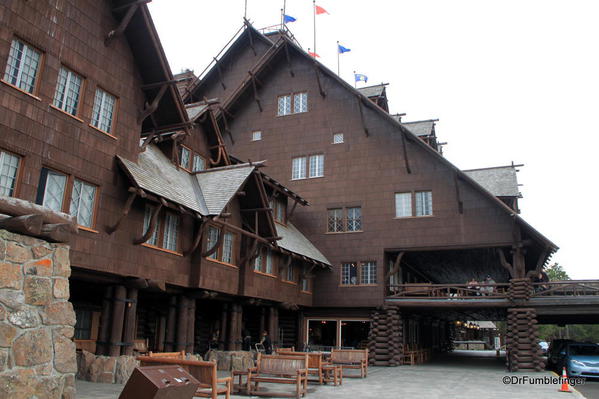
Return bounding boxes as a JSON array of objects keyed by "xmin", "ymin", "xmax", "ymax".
[
  {"xmin": 415, "ymin": 191, "xmax": 433, "ymax": 216},
  {"xmin": 205, "ymin": 226, "xmax": 236, "ymax": 265},
  {"xmin": 192, "ymin": 154, "xmax": 206, "ymax": 172},
  {"xmin": 38, "ymin": 168, "xmax": 67, "ymax": 213},
  {"xmin": 270, "ymin": 197, "xmax": 286, "ymax": 224},
  {"xmin": 277, "ymin": 92, "xmax": 308, "ymax": 116},
  {"xmin": 301, "ymin": 276, "xmax": 311, "ymax": 292},
  {"xmin": 347, "ymin": 207, "xmax": 361, "ymax": 231},
  {"xmin": 179, "ymin": 146, "xmax": 191, "ymax": 169},
  {"xmin": 308, "ymin": 154, "xmax": 324, "ymax": 178},
  {"xmin": 91, "ymin": 88, "xmax": 116, "ymax": 134},
  {"xmin": 53, "ymin": 66, "xmax": 83, "ymax": 116},
  {"xmin": 327, "ymin": 207, "xmax": 362, "ymax": 233},
  {"xmin": 360, "ymin": 261, "xmax": 377, "ymax": 285},
  {"xmin": 277, "ymin": 95, "xmax": 291, "ymax": 116},
  {"xmin": 293, "ymin": 92, "xmax": 308, "ymax": 113},
  {"xmin": 254, "ymin": 246, "xmax": 275, "ymax": 275},
  {"xmin": 69, "ymin": 179, "xmax": 97, "ymax": 228},
  {"xmin": 163, "ymin": 212, "xmax": 179, "ymax": 251},
  {"xmin": 3, "ymin": 38, "xmax": 41, "ymax": 94},
  {"xmin": 286, "ymin": 262, "xmax": 295, "ymax": 282},
  {"xmin": 252, "ymin": 131, "xmax": 262, "ymax": 141},
  {"xmin": 341, "ymin": 261, "xmax": 377, "ymax": 286},
  {"xmin": 291, "ymin": 157, "xmax": 306, "ymax": 180},
  {"xmin": 327, "ymin": 208, "xmax": 343, "ymax": 232},
  {"xmin": 395, "ymin": 191, "xmax": 433, "ymax": 217},
  {"xmin": 143, "ymin": 206, "xmax": 160, "ymax": 246},
  {"xmin": 0, "ymin": 150, "xmax": 20, "ymax": 197},
  {"xmin": 395, "ymin": 193, "xmax": 412, "ymax": 218},
  {"xmin": 333, "ymin": 133, "xmax": 344, "ymax": 144},
  {"xmin": 74, "ymin": 309, "xmax": 92, "ymax": 340},
  {"xmin": 292, "ymin": 154, "xmax": 324, "ymax": 180},
  {"xmin": 341, "ymin": 262, "xmax": 358, "ymax": 285}
]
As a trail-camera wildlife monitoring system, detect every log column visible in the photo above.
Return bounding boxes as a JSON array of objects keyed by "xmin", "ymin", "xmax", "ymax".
[
  {"xmin": 96, "ymin": 286, "xmax": 113, "ymax": 356},
  {"xmin": 121, "ymin": 287, "xmax": 138, "ymax": 356},
  {"xmin": 176, "ymin": 296, "xmax": 189, "ymax": 352},
  {"xmin": 506, "ymin": 307, "xmax": 544, "ymax": 371},
  {"xmin": 228, "ymin": 303, "xmax": 242, "ymax": 350},
  {"xmin": 268, "ymin": 307, "xmax": 279, "ymax": 347},
  {"xmin": 108, "ymin": 285, "xmax": 127, "ymax": 357},
  {"xmin": 259, "ymin": 307, "xmax": 266, "ymax": 336},
  {"xmin": 367, "ymin": 307, "xmax": 403, "ymax": 367},
  {"xmin": 219, "ymin": 303, "xmax": 228, "ymax": 350},
  {"xmin": 186, "ymin": 298, "xmax": 196, "ymax": 353},
  {"xmin": 165, "ymin": 296, "xmax": 177, "ymax": 352}
]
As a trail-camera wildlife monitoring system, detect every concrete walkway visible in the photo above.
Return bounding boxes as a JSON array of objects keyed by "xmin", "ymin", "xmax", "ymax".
[{"xmin": 76, "ymin": 350, "xmax": 587, "ymax": 398}]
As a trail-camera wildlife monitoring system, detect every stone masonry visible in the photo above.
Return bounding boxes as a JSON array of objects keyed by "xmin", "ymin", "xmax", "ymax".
[{"xmin": 0, "ymin": 230, "xmax": 76, "ymax": 399}]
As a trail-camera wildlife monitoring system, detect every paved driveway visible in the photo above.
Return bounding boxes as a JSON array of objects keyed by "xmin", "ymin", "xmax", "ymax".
[{"xmin": 76, "ymin": 350, "xmax": 587, "ymax": 398}]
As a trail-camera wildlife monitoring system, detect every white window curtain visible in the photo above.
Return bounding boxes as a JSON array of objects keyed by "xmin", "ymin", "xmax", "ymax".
[
  {"xmin": 222, "ymin": 232, "xmax": 234, "ymax": 264},
  {"xmin": 163, "ymin": 213, "xmax": 179, "ymax": 251},
  {"xmin": 0, "ymin": 151, "xmax": 20, "ymax": 197},
  {"xmin": 395, "ymin": 192, "xmax": 412, "ymax": 217},
  {"xmin": 42, "ymin": 170, "xmax": 67, "ymax": 212},
  {"xmin": 415, "ymin": 191, "xmax": 433, "ymax": 216}
]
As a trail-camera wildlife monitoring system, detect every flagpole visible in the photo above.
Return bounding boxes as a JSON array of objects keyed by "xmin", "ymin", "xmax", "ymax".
[
  {"xmin": 313, "ymin": 0, "xmax": 316, "ymax": 57},
  {"xmin": 244, "ymin": 0, "xmax": 248, "ymax": 19},
  {"xmin": 337, "ymin": 41, "xmax": 340, "ymax": 76},
  {"xmin": 353, "ymin": 70, "xmax": 356, "ymax": 88},
  {"xmin": 282, "ymin": 0, "xmax": 286, "ymax": 28}
]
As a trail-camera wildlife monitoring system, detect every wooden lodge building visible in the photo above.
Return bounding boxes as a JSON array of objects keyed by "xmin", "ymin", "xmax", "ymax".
[{"xmin": 1, "ymin": 0, "xmax": 560, "ymax": 369}]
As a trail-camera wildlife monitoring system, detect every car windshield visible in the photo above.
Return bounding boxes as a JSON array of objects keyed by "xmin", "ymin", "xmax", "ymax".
[{"xmin": 569, "ymin": 345, "xmax": 599, "ymax": 356}]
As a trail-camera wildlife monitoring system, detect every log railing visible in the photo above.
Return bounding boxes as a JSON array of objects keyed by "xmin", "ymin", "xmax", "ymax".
[
  {"xmin": 530, "ymin": 280, "xmax": 599, "ymax": 297},
  {"xmin": 387, "ymin": 283, "xmax": 510, "ymax": 299}
]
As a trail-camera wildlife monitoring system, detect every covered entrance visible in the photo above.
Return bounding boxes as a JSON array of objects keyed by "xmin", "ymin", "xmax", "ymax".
[{"xmin": 306, "ymin": 318, "xmax": 370, "ymax": 350}]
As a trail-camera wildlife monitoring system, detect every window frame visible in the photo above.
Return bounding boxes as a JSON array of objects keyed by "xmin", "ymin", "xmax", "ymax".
[
  {"xmin": 90, "ymin": 86, "xmax": 118, "ymax": 137},
  {"xmin": 251, "ymin": 130, "xmax": 262, "ymax": 141},
  {"xmin": 0, "ymin": 148, "xmax": 23, "ymax": 198},
  {"xmin": 2, "ymin": 37, "xmax": 44, "ymax": 97},
  {"xmin": 291, "ymin": 153, "xmax": 324, "ymax": 180},
  {"xmin": 332, "ymin": 133, "xmax": 344, "ymax": 144},
  {"xmin": 394, "ymin": 191, "xmax": 433, "ymax": 218},
  {"xmin": 69, "ymin": 177, "xmax": 99, "ymax": 229},
  {"xmin": 203, "ymin": 225, "xmax": 238, "ymax": 267},
  {"xmin": 291, "ymin": 156, "xmax": 307, "ymax": 180},
  {"xmin": 253, "ymin": 246, "xmax": 277, "ymax": 277},
  {"xmin": 326, "ymin": 206, "xmax": 362, "ymax": 233},
  {"xmin": 52, "ymin": 65, "xmax": 85, "ymax": 118},
  {"xmin": 340, "ymin": 261, "xmax": 377, "ymax": 286},
  {"xmin": 282, "ymin": 261, "xmax": 297, "ymax": 284},
  {"xmin": 277, "ymin": 91, "xmax": 308, "ymax": 116},
  {"xmin": 270, "ymin": 197, "xmax": 287, "ymax": 225},
  {"xmin": 308, "ymin": 154, "xmax": 324, "ymax": 178},
  {"xmin": 141, "ymin": 204, "xmax": 182, "ymax": 255},
  {"xmin": 178, "ymin": 144, "xmax": 208, "ymax": 173}
]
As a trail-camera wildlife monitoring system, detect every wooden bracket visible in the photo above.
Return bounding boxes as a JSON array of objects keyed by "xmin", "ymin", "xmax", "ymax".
[
  {"xmin": 287, "ymin": 200, "xmax": 298, "ymax": 221},
  {"xmin": 219, "ymin": 106, "xmax": 234, "ymax": 145},
  {"xmin": 385, "ymin": 251, "xmax": 404, "ymax": 279},
  {"xmin": 0, "ymin": 214, "xmax": 43, "ymax": 236},
  {"xmin": 213, "ymin": 57, "xmax": 227, "ymax": 90},
  {"xmin": 313, "ymin": 63, "xmax": 326, "ymax": 98},
  {"xmin": 248, "ymin": 71, "xmax": 262, "ymax": 112},
  {"xmin": 105, "ymin": 1, "xmax": 151, "ymax": 45},
  {"xmin": 107, "ymin": 188, "xmax": 138, "ymax": 234},
  {"xmin": 454, "ymin": 173, "xmax": 464, "ymax": 214},
  {"xmin": 201, "ymin": 225, "xmax": 225, "ymax": 258},
  {"xmin": 496, "ymin": 248, "xmax": 515, "ymax": 278},
  {"xmin": 184, "ymin": 219, "xmax": 208, "ymax": 256},
  {"xmin": 357, "ymin": 98, "xmax": 369, "ymax": 137},
  {"xmin": 138, "ymin": 84, "xmax": 169, "ymax": 124},
  {"xmin": 254, "ymin": 172, "xmax": 277, "ymax": 239},
  {"xmin": 133, "ymin": 201, "xmax": 163, "ymax": 244},
  {"xmin": 244, "ymin": 18, "xmax": 257, "ymax": 55},
  {"xmin": 400, "ymin": 130, "xmax": 412, "ymax": 174},
  {"xmin": 284, "ymin": 43, "xmax": 295, "ymax": 77},
  {"xmin": 140, "ymin": 130, "xmax": 157, "ymax": 152},
  {"xmin": 206, "ymin": 104, "xmax": 231, "ymax": 165}
]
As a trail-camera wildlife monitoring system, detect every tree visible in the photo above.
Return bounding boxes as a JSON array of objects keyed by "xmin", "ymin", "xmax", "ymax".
[{"xmin": 545, "ymin": 263, "xmax": 570, "ymax": 281}]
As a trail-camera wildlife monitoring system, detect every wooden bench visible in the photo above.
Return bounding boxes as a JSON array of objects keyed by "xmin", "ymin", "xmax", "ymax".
[
  {"xmin": 330, "ymin": 348, "xmax": 368, "ymax": 378},
  {"xmin": 137, "ymin": 356, "xmax": 232, "ymax": 399},
  {"xmin": 247, "ymin": 353, "xmax": 308, "ymax": 398},
  {"xmin": 147, "ymin": 350, "xmax": 186, "ymax": 359},
  {"xmin": 277, "ymin": 351, "xmax": 326, "ymax": 384}
]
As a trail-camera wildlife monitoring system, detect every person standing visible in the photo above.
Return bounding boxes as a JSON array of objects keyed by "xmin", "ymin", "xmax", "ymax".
[{"xmin": 260, "ymin": 330, "xmax": 272, "ymax": 354}]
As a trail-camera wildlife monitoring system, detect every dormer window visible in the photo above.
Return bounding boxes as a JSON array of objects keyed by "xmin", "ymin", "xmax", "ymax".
[
  {"xmin": 270, "ymin": 197, "xmax": 287, "ymax": 224},
  {"xmin": 179, "ymin": 144, "xmax": 207, "ymax": 172}
]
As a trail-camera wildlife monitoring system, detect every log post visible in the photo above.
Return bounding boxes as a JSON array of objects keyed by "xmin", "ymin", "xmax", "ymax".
[
  {"xmin": 259, "ymin": 307, "xmax": 266, "ymax": 337},
  {"xmin": 108, "ymin": 285, "xmax": 127, "ymax": 357},
  {"xmin": 165, "ymin": 296, "xmax": 177, "ymax": 352},
  {"xmin": 219, "ymin": 303, "xmax": 228, "ymax": 350},
  {"xmin": 186, "ymin": 297, "xmax": 196, "ymax": 354},
  {"xmin": 268, "ymin": 307, "xmax": 279, "ymax": 347},
  {"xmin": 96, "ymin": 286, "xmax": 113, "ymax": 356},
  {"xmin": 176, "ymin": 296, "xmax": 189, "ymax": 353},
  {"xmin": 121, "ymin": 287, "xmax": 138, "ymax": 356},
  {"xmin": 157, "ymin": 314, "xmax": 166, "ymax": 352}
]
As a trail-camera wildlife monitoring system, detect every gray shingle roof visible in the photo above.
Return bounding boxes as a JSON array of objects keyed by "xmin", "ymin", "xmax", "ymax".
[
  {"xmin": 118, "ymin": 145, "xmax": 255, "ymax": 216},
  {"xmin": 357, "ymin": 84, "xmax": 386, "ymax": 99},
  {"xmin": 401, "ymin": 120, "xmax": 435, "ymax": 137},
  {"xmin": 463, "ymin": 165, "xmax": 521, "ymax": 198},
  {"xmin": 276, "ymin": 223, "xmax": 331, "ymax": 266},
  {"xmin": 185, "ymin": 103, "xmax": 208, "ymax": 121}
]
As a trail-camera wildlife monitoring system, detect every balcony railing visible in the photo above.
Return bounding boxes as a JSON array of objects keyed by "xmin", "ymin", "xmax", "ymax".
[
  {"xmin": 530, "ymin": 280, "xmax": 599, "ymax": 297},
  {"xmin": 387, "ymin": 283, "xmax": 509, "ymax": 299}
]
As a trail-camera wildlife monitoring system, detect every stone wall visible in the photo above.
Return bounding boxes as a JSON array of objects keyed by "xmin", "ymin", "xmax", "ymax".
[{"xmin": 0, "ymin": 230, "xmax": 76, "ymax": 399}]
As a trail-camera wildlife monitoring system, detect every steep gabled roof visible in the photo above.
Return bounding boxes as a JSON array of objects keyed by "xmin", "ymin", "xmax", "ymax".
[
  {"xmin": 357, "ymin": 84, "xmax": 387, "ymax": 99},
  {"xmin": 276, "ymin": 223, "xmax": 331, "ymax": 266},
  {"xmin": 463, "ymin": 165, "xmax": 522, "ymax": 198},
  {"xmin": 199, "ymin": 26, "xmax": 557, "ymax": 255},
  {"xmin": 111, "ymin": 1, "xmax": 188, "ymax": 133},
  {"xmin": 401, "ymin": 120, "xmax": 437, "ymax": 137}
]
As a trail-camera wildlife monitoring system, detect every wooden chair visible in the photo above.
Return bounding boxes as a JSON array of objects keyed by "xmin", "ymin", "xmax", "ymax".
[
  {"xmin": 147, "ymin": 350, "xmax": 186, "ymax": 359},
  {"xmin": 247, "ymin": 353, "xmax": 308, "ymax": 398},
  {"xmin": 278, "ymin": 351, "xmax": 326, "ymax": 384},
  {"xmin": 137, "ymin": 356, "xmax": 232, "ymax": 399},
  {"xmin": 330, "ymin": 348, "xmax": 368, "ymax": 378}
]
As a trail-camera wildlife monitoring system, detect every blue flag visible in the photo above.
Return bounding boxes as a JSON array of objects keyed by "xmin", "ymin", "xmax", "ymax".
[
  {"xmin": 354, "ymin": 73, "xmax": 368, "ymax": 83},
  {"xmin": 338, "ymin": 44, "xmax": 351, "ymax": 54},
  {"xmin": 283, "ymin": 14, "xmax": 296, "ymax": 23}
]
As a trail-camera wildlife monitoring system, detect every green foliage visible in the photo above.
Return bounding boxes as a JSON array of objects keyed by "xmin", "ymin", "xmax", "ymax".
[
  {"xmin": 538, "ymin": 324, "xmax": 599, "ymax": 343},
  {"xmin": 545, "ymin": 263, "xmax": 570, "ymax": 281}
]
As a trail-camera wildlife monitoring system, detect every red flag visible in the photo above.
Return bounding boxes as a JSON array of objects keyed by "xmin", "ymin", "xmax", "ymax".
[
  {"xmin": 308, "ymin": 51, "xmax": 320, "ymax": 58},
  {"xmin": 315, "ymin": 5, "xmax": 329, "ymax": 15}
]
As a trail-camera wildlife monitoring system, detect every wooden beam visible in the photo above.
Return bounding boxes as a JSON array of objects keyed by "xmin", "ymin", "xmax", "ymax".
[
  {"xmin": 244, "ymin": 19, "xmax": 257, "ymax": 55},
  {"xmin": 357, "ymin": 98, "xmax": 369, "ymax": 137},
  {"xmin": 313, "ymin": 63, "xmax": 326, "ymax": 98},
  {"xmin": 287, "ymin": 200, "xmax": 298, "ymax": 220},
  {"xmin": 400, "ymin": 130, "xmax": 412, "ymax": 174},
  {"xmin": 206, "ymin": 105, "xmax": 231, "ymax": 165},
  {"xmin": 133, "ymin": 202, "xmax": 163, "ymax": 244},
  {"xmin": 284, "ymin": 42, "xmax": 295, "ymax": 77},
  {"xmin": 497, "ymin": 248, "xmax": 515, "ymax": 278},
  {"xmin": 184, "ymin": 219, "xmax": 208, "ymax": 257},
  {"xmin": 213, "ymin": 57, "xmax": 227, "ymax": 90},
  {"xmin": 454, "ymin": 173, "xmax": 464, "ymax": 214},
  {"xmin": 138, "ymin": 84, "xmax": 169, "ymax": 124},
  {"xmin": 253, "ymin": 172, "xmax": 278, "ymax": 238},
  {"xmin": 213, "ymin": 219, "xmax": 271, "ymax": 245},
  {"xmin": 0, "ymin": 214, "xmax": 43, "ymax": 236},
  {"xmin": 40, "ymin": 223, "xmax": 71, "ymax": 243},
  {"xmin": 109, "ymin": 285, "xmax": 127, "ymax": 356},
  {"xmin": 248, "ymin": 71, "xmax": 262, "ymax": 112},
  {"xmin": 201, "ymin": 224, "xmax": 224, "ymax": 258},
  {"xmin": 105, "ymin": 1, "xmax": 149, "ymax": 45},
  {"xmin": 141, "ymin": 79, "xmax": 180, "ymax": 90},
  {"xmin": 385, "ymin": 251, "xmax": 405, "ymax": 279},
  {"xmin": 534, "ymin": 247, "xmax": 550, "ymax": 273},
  {"xmin": 106, "ymin": 188, "xmax": 138, "ymax": 234},
  {"xmin": 0, "ymin": 197, "xmax": 77, "ymax": 231},
  {"xmin": 240, "ymin": 208, "xmax": 273, "ymax": 213}
]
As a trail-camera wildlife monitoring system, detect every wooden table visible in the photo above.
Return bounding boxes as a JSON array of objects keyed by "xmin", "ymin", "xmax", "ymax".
[{"xmin": 322, "ymin": 364, "xmax": 342, "ymax": 386}]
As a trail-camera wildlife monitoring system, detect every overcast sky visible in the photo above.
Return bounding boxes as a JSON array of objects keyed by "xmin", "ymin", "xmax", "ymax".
[{"xmin": 149, "ymin": 0, "xmax": 599, "ymax": 279}]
